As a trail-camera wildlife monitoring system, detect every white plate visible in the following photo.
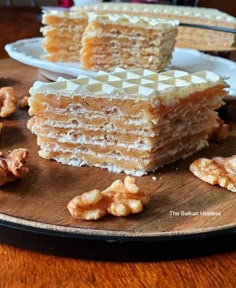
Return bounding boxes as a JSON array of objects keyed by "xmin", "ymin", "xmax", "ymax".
[{"xmin": 5, "ymin": 37, "xmax": 236, "ymax": 95}]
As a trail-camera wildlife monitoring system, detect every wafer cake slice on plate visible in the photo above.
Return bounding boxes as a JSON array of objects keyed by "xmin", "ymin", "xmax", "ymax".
[
  {"xmin": 80, "ymin": 13, "xmax": 178, "ymax": 72},
  {"xmin": 41, "ymin": 9, "xmax": 178, "ymax": 71},
  {"xmin": 73, "ymin": 3, "xmax": 236, "ymax": 48}
]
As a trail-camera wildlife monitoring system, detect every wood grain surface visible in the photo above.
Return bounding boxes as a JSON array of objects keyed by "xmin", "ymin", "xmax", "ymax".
[
  {"xmin": 0, "ymin": 58, "xmax": 235, "ymax": 240},
  {"xmin": 0, "ymin": 241, "xmax": 235, "ymax": 288},
  {"xmin": 0, "ymin": 6, "xmax": 41, "ymax": 59}
]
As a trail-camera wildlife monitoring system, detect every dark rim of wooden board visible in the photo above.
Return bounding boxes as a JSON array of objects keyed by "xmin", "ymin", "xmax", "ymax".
[{"xmin": 0, "ymin": 213, "xmax": 235, "ymax": 242}]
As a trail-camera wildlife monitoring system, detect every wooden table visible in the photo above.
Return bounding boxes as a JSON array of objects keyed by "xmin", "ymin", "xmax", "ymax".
[
  {"xmin": 0, "ymin": 6, "xmax": 236, "ymax": 288},
  {"xmin": 0, "ymin": 6, "xmax": 42, "ymax": 59}
]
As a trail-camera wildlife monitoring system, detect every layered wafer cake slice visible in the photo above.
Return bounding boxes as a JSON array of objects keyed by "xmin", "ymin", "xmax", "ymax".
[
  {"xmin": 73, "ymin": 3, "xmax": 236, "ymax": 48},
  {"xmin": 27, "ymin": 68, "xmax": 227, "ymax": 176},
  {"xmin": 80, "ymin": 13, "xmax": 178, "ymax": 71},
  {"xmin": 41, "ymin": 9, "xmax": 178, "ymax": 71},
  {"xmin": 41, "ymin": 9, "xmax": 88, "ymax": 62}
]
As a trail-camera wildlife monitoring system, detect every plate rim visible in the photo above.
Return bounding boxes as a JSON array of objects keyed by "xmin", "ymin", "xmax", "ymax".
[{"xmin": 4, "ymin": 37, "xmax": 97, "ymax": 77}]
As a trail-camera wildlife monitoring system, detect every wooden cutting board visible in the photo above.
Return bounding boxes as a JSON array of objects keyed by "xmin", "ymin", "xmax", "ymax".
[{"xmin": 0, "ymin": 59, "xmax": 235, "ymax": 240}]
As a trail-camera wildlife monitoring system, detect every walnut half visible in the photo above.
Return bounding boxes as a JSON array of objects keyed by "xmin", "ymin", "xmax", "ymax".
[
  {"xmin": 0, "ymin": 148, "xmax": 29, "ymax": 186},
  {"xmin": 19, "ymin": 95, "xmax": 29, "ymax": 109},
  {"xmin": 190, "ymin": 155, "xmax": 236, "ymax": 192},
  {"xmin": 67, "ymin": 176, "xmax": 150, "ymax": 220},
  {"xmin": 0, "ymin": 87, "xmax": 17, "ymax": 118}
]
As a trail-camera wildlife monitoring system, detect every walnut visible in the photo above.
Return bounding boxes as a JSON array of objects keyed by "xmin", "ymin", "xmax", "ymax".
[
  {"xmin": 190, "ymin": 155, "xmax": 236, "ymax": 192},
  {"xmin": 19, "ymin": 95, "xmax": 29, "ymax": 109},
  {"xmin": 67, "ymin": 189, "xmax": 107, "ymax": 220},
  {"xmin": 0, "ymin": 148, "xmax": 29, "ymax": 186},
  {"xmin": 0, "ymin": 87, "xmax": 17, "ymax": 118},
  {"xmin": 209, "ymin": 116, "xmax": 230, "ymax": 142},
  {"xmin": 67, "ymin": 176, "xmax": 150, "ymax": 220}
]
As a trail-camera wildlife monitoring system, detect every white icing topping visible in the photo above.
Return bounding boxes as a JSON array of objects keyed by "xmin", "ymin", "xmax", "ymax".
[{"xmin": 29, "ymin": 68, "xmax": 226, "ymax": 107}]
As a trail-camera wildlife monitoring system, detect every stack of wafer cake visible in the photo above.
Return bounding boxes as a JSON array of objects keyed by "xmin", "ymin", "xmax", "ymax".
[
  {"xmin": 41, "ymin": 10, "xmax": 178, "ymax": 71},
  {"xmin": 27, "ymin": 68, "xmax": 227, "ymax": 176},
  {"xmin": 80, "ymin": 13, "xmax": 178, "ymax": 72},
  {"xmin": 41, "ymin": 10, "xmax": 88, "ymax": 62},
  {"xmin": 73, "ymin": 3, "xmax": 236, "ymax": 48}
]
